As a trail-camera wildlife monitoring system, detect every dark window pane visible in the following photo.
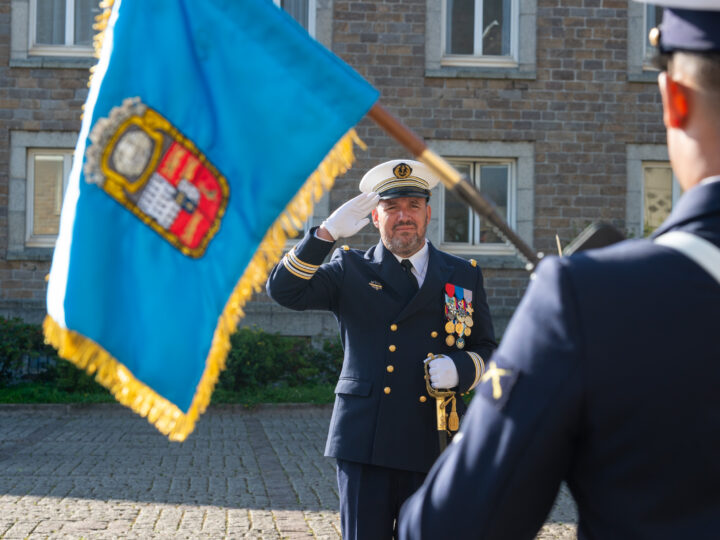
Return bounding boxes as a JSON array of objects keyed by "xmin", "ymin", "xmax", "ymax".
[
  {"xmin": 282, "ymin": 0, "xmax": 309, "ymax": 30},
  {"xmin": 482, "ymin": 0, "xmax": 511, "ymax": 56},
  {"xmin": 478, "ymin": 165, "xmax": 508, "ymax": 243},
  {"xmin": 447, "ymin": 0, "xmax": 475, "ymax": 54},
  {"xmin": 444, "ymin": 163, "xmax": 472, "ymax": 242},
  {"xmin": 74, "ymin": 0, "xmax": 101, "ymax": 46},
  {"xmin": 36, "ymin": 0, "xmax": 65, "ymax": 45}
]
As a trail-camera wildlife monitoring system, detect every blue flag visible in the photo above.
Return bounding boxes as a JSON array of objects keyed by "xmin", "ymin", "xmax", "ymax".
[{"xmin": 44, "ymin": 0, "xmax": 378, "ymax": 441}]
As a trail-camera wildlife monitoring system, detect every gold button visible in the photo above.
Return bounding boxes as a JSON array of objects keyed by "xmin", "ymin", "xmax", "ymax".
[
  {"xmin": 389, "ymin": 344, "xmax": 396, "ymax": 352},
  {"xmin": 431, "ymin": 331, "xmax": 438, "ymax": 338},
  {"xmin": 342, "ymin": 245, "xmax": 350, "ymax": 251},
  {"xmin": 390, "ymin": 324, "xmax": 398, "ymax": 331},
  {"xmin": 384, "ymin": 387, "xmax": 391, "ymax": 394},
  {"xmin": 386, "ymin": 365, "xmax": 394, "ymax": 373},
  {"xmin": 419, "ymin": 396, "xmax": 427, "ymax": 403},
  {"xmin": 470, "ymin": 258, "xmax": 477, "ymax": 267}
]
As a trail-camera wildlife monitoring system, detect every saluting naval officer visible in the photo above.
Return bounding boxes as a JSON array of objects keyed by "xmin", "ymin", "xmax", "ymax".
[
  {"xmin": 398, "ymin": 1, "xmax": 720, "ymax": 539},
  {"xmin": 266, "ymin": 159, "xmax": 496, "ymax": 539}
]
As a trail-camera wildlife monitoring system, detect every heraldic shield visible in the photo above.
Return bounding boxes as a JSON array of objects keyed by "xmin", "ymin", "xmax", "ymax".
[{"xmin": 84, "ymin": 97, "xmax": 229, "ymax": 258}]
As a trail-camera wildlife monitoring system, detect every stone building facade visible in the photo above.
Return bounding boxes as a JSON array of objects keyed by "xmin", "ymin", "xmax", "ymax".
[{"xmin": 0, "ymin": 0, "xmax": 670, "ymax": 338}]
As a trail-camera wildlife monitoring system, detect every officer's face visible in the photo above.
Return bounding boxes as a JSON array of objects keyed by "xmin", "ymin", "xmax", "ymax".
[{"xmin": 372, "ymin": 196, "xmax": 431, "ymax": 257}]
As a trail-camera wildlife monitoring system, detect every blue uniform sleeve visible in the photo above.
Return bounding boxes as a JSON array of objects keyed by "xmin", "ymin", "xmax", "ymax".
[
  {"xmin": 398, "ymin": 256, "xmax": 584, "ymax": 539},
  {"xmin": 265, "ymin": 227, "xmax": 344, "ymax": 313}
]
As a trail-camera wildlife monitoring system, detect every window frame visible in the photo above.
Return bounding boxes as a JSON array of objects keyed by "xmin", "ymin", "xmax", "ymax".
[
  {"xmin": 426, "ymin": 0, "xmax": 536, "ymax": 80},
  {"xmin": 9, "ymin": 131, "xmax": 79, "ymax": 260},
  {"xmin": 273, "ymin": 0, "xmax": 317, "ymax": 37},
  {"xmin": 627, "ymin": 1, "xmax": 661, "ymax": 82},
  {"xmin": 439, "ymin": 158, "xmax": 518, "ymax": 254},
  {"xmin": 626, "ymin": 144, "xmax": 681, "ymax": 239},
  {"xmin": 28, "ymin": 0, "xmax": 95, "ymax": 58},
  {"xmin": 25, "ymin": 148, "xmax": 74, "ymax": 248},
  {"xmin": 426, "ymin": 140, "xmax": 534, "ymax": 266},
  {"xmin": 440, "ymin": 0, "xmax": 520, "ymax": 69}
]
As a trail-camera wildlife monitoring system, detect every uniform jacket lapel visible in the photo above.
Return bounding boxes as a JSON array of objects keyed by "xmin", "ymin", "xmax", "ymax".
[
  {"xmin": 366, "ymin": 240, "xmax": 415, "ymax": 301},
  {"xmin": 397, "ymin": 242, "xmax": 453, "ymax": 322}
]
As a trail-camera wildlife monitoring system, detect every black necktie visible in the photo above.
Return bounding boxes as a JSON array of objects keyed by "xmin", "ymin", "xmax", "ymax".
[{"xmin": 400, "ymin": 259, "xmax": 419, "ymax": 292}]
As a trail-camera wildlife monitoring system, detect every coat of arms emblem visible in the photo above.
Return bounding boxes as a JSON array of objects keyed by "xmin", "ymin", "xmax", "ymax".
[{"xmin": 84, "ymin": 97, "xmax": 229, "ymax": 258}]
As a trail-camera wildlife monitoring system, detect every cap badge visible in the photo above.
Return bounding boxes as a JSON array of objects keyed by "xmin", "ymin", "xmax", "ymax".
[{"xmin": 393, "ymin": 162, "xmax": 413, "ymax": 179}]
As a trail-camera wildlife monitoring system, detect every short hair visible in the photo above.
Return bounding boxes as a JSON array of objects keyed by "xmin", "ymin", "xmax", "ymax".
[{"xmin": 654, "ymin": 51, "xmax": 720, "ymax": 92}]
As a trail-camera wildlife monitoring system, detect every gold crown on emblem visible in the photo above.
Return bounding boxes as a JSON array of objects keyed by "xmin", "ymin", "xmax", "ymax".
[{"xmin": 393, "ymin": 162, "xmax": 412, "ymax": 179}]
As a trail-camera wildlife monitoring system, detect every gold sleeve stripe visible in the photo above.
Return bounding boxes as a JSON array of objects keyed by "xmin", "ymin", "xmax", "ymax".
[
  {"xmin": 467, "ymin": 352, "xmax": 485, "ymax": 391},
  {"xmin": 282, "ymin": 248, "xmax": 318, "ymax": 280},
  {"xmin": 287, "ymin": 248, "xmax": 320, "ymax": 270}
]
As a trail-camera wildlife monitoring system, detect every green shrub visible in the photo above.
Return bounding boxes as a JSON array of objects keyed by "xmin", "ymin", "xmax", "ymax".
[
  {"xmin": 0, "ymin": 317, "xmax": 57, "ymax": 385},
  {"xmin": 218, "ymin": 326, "xmax": 342, "ymax": 391},
  {"xmin": 1, "ymin": 319, "xmax": 344, "ymax": 399}
]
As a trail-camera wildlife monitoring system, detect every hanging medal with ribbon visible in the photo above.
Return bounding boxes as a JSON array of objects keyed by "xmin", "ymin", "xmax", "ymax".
[{"xmin": 444, "ymin": 283, "xmax": 475, "ymax": 350}]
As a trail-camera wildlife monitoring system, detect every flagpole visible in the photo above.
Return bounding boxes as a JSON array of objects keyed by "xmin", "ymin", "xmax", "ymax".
[{"xmin": 367, "ymin": 103, "xmax": 541, "ymax": 271}]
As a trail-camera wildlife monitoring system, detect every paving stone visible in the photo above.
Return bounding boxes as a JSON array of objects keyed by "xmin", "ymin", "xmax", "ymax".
[{"xmin": 0, "ymin": 404, "xmax": 577, "ymax": 539}]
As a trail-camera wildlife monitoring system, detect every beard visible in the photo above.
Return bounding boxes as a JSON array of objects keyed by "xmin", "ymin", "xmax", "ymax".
[{"xmin": 383, "ymin": 221, "xmax": 427, "ymax": 257}]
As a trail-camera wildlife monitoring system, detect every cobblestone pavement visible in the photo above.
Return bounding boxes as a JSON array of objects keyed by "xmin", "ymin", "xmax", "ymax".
[{"xmin": 0, "ymin": 404, "xmax": 578, "ymax": 539}]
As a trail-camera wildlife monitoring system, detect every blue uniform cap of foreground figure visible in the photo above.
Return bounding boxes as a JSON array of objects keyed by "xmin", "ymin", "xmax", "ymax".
[{"xmin": 637, "ymin": 0, "xmax": 720, "ymax": 53}]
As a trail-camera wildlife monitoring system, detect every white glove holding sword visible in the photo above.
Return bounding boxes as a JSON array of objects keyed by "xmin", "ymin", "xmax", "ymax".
[{"xmin": 425, "ymin": 354, "xmax": 459, "ymax": 389}]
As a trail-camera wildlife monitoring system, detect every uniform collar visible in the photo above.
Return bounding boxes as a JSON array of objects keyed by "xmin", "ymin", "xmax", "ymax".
[
  {"xmin": 390, "ymin": 240, "xmax": 429, "ymax": 282},
  {"xmin": 652, "ymin": 179, "xmax": 720, "ymax": 238}
]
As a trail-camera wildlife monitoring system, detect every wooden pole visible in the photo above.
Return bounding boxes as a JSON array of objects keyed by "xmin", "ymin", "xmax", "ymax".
[{"xmin": 368, "ymin": 103, "xmax": 541, "ymax": 270}]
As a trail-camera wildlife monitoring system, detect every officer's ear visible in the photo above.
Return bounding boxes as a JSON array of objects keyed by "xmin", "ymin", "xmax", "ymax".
[
  {"xmin": 659, "ymin": 72, "xmax": 691, "ymax": 129},
  {"xmin": 425, "ymin": 201, "xmax": 431, "ymax": 224},
  {"xmin": 371, "ymin": 207, "xmax": 380, "ymax": 229}
]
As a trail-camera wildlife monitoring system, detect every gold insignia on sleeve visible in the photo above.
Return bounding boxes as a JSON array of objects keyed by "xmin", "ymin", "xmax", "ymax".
[
  {"xmin": 369, "ymin": 280, "xmax": 383, "ymax": 290},
  {"xmin": 480, "ymin": 361, "xmax": 511, "ymax": 400}
]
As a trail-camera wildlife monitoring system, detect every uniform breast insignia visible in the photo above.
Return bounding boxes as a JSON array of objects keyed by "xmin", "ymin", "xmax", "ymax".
[
  {"xmin": 369, "ymin": 280, "xmax": 383, "ymax": 291},
  {"xmin": 84, "ymin": 97, "xmax": 229, "ymax": 258},
  {"xmin": 443, "ymin": 283, "xmax": 474, "ymax": 349}
]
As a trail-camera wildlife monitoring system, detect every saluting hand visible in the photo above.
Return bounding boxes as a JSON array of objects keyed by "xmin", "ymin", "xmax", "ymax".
[
  {"xmin": 426, "ymin": 355, "xmax": 459, "ymax": 389},
  {"xmin": 320, "ymin": 192, "xmax": 380, "ymax": 241}
]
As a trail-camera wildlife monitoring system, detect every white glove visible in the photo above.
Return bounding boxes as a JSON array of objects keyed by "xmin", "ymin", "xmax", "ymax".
[
  {"xmin": 426, "ymin": 355, "xmax": 459, "ymax": 389},
  {"xmin": 321, "ymin": 193, "xmax": 379, "ymax": 240}
]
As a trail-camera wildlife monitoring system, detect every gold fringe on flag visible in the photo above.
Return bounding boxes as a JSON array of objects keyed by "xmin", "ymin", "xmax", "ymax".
[{"xmin": 44, "ymin": 128, "xmax": 366, "ymax": 441}]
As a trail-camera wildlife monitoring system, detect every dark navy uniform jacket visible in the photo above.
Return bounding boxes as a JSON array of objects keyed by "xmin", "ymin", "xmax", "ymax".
[
  {"xmin": 266, "ymin": 228, "xmax": 496, "ymax": 473},
  {"xmin": 398, "ymin": 179, "xmax": 720, "ymax": 539}
]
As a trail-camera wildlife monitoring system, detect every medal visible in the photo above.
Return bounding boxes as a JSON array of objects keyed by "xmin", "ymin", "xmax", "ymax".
[
  {"xmin": 445, "ymin": 321, "xmax": 455, "ymax": 334},
  {"xmin": 445, "ymin": 334, "xmax": 456, "ymax": 347}
]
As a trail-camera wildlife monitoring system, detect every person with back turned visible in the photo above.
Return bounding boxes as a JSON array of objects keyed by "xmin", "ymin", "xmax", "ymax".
[
  {"xmin": 266, "ymin": 159, "xmax": 496, "ymax": 539},
  {"xmin": 398, "ymin": 1, "xmax": 720, "ymax": 538}
]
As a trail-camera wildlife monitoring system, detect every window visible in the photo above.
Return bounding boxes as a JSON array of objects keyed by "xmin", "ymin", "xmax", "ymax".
[
  {"xmin": 442, "ymin": 160, "xmax": 515, "ymax": 248},
  {"xmin": 29, "ymin": 0, "xmax": 100, "ymax": 56},
  {"xmin": 426, "ymin": 140, "xmax": 534, "ymax": 262},
  {"xmin": 426, "ymin": 0, "xmax": 535, "ymax": 79},
  {"xmin": 26, "ymin": 149, "xmax": 73, "ymax": 247},
  {"xmin": 642, "ymin": 161, "xmax": 680, "ymax": 236},
  {"xmin": 643, "ymin": 5, "xmax": 663, "ymax": 68},
  {"xmin": 274, "ymin": 0, "xmax": 316, "ymax": 37},
  {"xmin": 444, "ymin": 0, "xmax": 516, "ymax": 65},
  {"xmin": 627, "ymin": 1, "xmax": 662, "ymax": 81},
  {"xmin": 9, "ymin": 131, "xmax": 78, "ymax": 259},
  {"xmin": 626, "ymin": 145, "xmax": 680, "ymax": 238}
]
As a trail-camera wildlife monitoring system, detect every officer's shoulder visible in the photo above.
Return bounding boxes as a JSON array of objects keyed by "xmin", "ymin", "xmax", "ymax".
[
  {"xmin": 331, "ymin": 244, "xmax": 364, "ymax": 260},
  {"xmin": 438, "ymin": 249, "xmax": 480, "ymax": 270}
]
